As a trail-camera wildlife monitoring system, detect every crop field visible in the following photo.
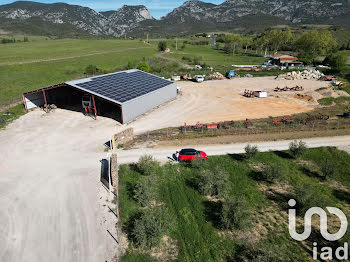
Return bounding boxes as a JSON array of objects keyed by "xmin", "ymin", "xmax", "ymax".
[
  {"xmin": 118, "ymin": 147, "xmax": 350, "ymax": 261},
  {"xmin": 0, "ymin": 39, "xmax": 157, "ymax": 106}
]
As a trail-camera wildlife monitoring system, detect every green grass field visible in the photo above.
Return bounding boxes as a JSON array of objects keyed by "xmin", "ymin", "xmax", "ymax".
[
  {"xmin": 163, "ymin": 43, "xmax": 267, "ymax": 67},
  {"xmin": 119, "ymin": 147, "xmax": 350, "ymax": 261},
  {"xmin": 0, "ymin": 39, "xmax": 157, "ymax": 106}
]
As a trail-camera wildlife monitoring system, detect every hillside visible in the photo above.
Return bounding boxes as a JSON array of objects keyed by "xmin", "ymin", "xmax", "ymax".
[{"xmin": 0, "ymin": 0, "xmax": 349, "ymax": 37}]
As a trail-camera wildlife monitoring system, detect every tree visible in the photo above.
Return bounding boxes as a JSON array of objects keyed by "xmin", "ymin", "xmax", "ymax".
[
  {"xmin": 198, "ymin": 167, "xmax": 229, "ymax": 197},
  {"xmin": 323, "ymin": 52, "xmax": 347, "ymax": 73},
  {"xmin": 220, "ymin": 197, "xmax": 251, "ymax": 230},
  {"xmin": 244, "ymin": 144, "xmax": 259, "ymax": 159},
  {"xmin": 289, "ymin": 140, "xmax": 307, "ymax": 158},
  {"xmin": 158, "ymin": 41, "xmax": 167, "ymax": 51},
  {"xmin": 137, "ymin": 154, "xmax": 158, "ymax": 176},
  {"xmin": 294, "ymin": 30, "xmax": 338, "ymax": 64},
  {"xmin": 224, "ymin": 34, "xmax": 243, "ymax": 56},
  {"xmin": 136, "ymin": 62, "xmax": 150, "ymax": 73},
  {"xmin": 319, "ymin": 157, "xmax": 337, "ymax": 180}
]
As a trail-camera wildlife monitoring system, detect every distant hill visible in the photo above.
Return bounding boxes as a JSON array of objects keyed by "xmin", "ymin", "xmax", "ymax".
[{"xmin": 0, "ymin": 0, "xmax": 349, "ymax": 37}]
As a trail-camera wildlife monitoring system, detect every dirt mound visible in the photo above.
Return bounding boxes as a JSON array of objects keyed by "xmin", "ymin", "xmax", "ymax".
[{"xmin": 293, "ymin": 93, "xmax": 314, "ymax": 102}]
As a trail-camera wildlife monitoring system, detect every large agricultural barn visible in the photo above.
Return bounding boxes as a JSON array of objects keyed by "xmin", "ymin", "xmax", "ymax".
[{"xmin": 22, "ymin": 69, "xmax": 177, "ymax": 123}]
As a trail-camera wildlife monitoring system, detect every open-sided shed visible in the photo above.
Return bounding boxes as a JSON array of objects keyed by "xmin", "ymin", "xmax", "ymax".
[{"xmin": 23, "ymin": 69, "xmax": 177, "ymax": 124}]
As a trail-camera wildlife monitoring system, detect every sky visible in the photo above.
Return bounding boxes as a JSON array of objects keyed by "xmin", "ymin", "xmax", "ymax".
[{"xmin": 0, "ymin": 0, "xmax": 225, "ymax": 18}]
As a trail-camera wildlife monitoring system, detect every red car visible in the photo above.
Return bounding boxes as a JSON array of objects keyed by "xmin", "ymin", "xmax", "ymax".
[{"xmin": 177, "ymin": 148, "xmax": 208, "ymax": 162}]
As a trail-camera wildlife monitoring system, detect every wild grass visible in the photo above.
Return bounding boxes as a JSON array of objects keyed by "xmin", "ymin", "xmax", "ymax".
[{"xmin": 119, "ymin": 147, "xmax": 350, "ymax": 261}]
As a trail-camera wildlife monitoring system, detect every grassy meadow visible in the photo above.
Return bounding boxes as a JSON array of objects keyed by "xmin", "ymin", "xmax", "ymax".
[
  {"xmin": 118, "ymin": 147, "xmax": 350, "ymax": 262},
  {"xmin": 0, "ymin": 39, "xmax": 157, "ymax": 106}
]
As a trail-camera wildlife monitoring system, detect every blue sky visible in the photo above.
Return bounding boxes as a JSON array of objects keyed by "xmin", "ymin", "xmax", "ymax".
[{"xmin": 0, "ymin": 0, "xmax": 225, "ymax": 18}]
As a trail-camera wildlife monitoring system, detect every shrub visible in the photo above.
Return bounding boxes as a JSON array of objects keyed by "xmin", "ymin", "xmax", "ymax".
[
  {"xmin": 262, "ymin": 163, "xmax": 285, "ymax": 182},
  {"xmin": 289, "ymin": 140, "xmax": 307, "ymax": 158},
  {"xmin": 133, "ymin": 176, "xmax": 158, "ymax": 206},
  {"xmin": 244, "ymin": 144, "xmax": 259, "ymax": 159},
  {"xmin": 198, "ymin": 167, "xmax": 230, "ymax": 197},
  {"xmin": 132, "ymin": 208, "xmax": 168, "ymax": 248},
  {"xmin": 158, "ymin": 41, "xmax": 167, "ymax": 51},
  {"xmin": 136, "ymin": 62, "xmax": 150, "ymax": 73},
  {"xmin": 127, "ymin": 60, "xmax": 136, "ymax": 69},
  {"xmin": 220, "ymin": 197, "xmax": 251, "ymax": 230},
  {"xmin": 137, "ymin": 155, "xmax": 158, "ymax": 176},
  {"xmin": 85, "ymin": 64, "xmax": 98, "ymax": 75},
  {"xmin": 319, "ymin": 157, "xmax": 337, "ymax": 179},
  {"xmin": 294, "ymin": 183, "xmax": 329, "ymax": 214}
]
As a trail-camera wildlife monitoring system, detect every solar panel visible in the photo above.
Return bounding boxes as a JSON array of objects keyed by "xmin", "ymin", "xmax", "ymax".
[{"xmin": 66, "ymin": 70, "xmax": 173, "ymax": 104}]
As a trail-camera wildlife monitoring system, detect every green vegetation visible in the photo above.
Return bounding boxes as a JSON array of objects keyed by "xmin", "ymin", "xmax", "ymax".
[
  {"xmin": 244, "ymin": 144, "xmax": 259, "ymax": 159},
  {"xmin": 0, "ymin": 39, "xmax": 157, "ymax": 106},
  {"xmin": 119, "ymin": 147, "xmax": 350, "ymax": 261},
  {"xmin": 157, "ymin": 41, "xmax": 167, "ymax": 52},
  {"xmin": 136, "ymin": 62, "xmax": 151, "ymax": 73},
  {"xmin": 0, "ymin": 104, "xmax": 27, "ymax": 129},
  {"xmin": 288, "ymin": 140, "xmax": 307, "ymax": 158}
]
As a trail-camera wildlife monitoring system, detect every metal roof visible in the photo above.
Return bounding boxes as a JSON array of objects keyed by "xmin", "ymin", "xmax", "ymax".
[{"xmin": 65, "ymin": 69, "xmax": 174, "ymax": 105}]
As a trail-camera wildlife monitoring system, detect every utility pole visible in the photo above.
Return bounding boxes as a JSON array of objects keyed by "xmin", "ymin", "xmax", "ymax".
[
  {"xmin": 147, "ymin": 33, "xmax": 149, "ymax": 43},
  {"xmin": 176, "ymin": 37, "xmax": 178, "ymax": 50},
  {"xmin": 124, "ymin": 32, "xmax": 126, "ymax": 40}
]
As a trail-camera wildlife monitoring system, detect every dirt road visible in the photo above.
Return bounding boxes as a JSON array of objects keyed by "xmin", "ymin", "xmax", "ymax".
[
  {"xmin": 116, "ymin": 135, "xmax": 350, "ymax": 164},
  {"xmin": 0, "ymin": 110, "xmax": 120, "ymax": 262}
]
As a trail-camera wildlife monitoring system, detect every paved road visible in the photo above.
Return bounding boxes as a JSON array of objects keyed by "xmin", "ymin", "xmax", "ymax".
[{"xmin": 117, "ymin": 135, "xmax": 350, "ymax": 163}]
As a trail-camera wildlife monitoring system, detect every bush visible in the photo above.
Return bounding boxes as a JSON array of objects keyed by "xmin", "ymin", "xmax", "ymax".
[
  {"xmin": 294, "ymin": 183, "xmax": 329, "ymax": 214},
  {"xmin": 136, "ymin": 62, "xmax": 150, "ymax": 73},
  {"xmin": 323, "ymin": 52, "xmax": 347, "ymax": 74},
  {"xmin": 85, "ymin": 64, "xmax": 98, "ymax": 75},
  {"xmin": 158, "ymin": 41, "xmax": 167, "ymax": 51},
  {"xmin": 289, "ymin": 140, "xmax": 307, "ymax": 158},
  {"xmin": 262, "ymin": 163, "xmax": 285, "ymax": 182},
  {"xmin": 127, "ymin": 60, "xmax": 136, "ymax": 69},
  {"xmin": 198, "ymin": 167, "xmax": 230, "ymax": 197},
  {"xmin": 220, "ymin": 197, "xmax": 251, "ymax": 230},
  {"xmin": 137, "ymin": 155, "xmax": 158, "ymax": 176},
  {"xmin": 244, "ymin": 144, "xmax": 259, "ymax": 159},
  {"xmin": 319, "ymin": 157, "xmax": 337, "ymax": 179},
  {"xmin": 133, "ymin": 176, "xmax": 158, "ymax": 206},
  {"xmin": 131, "ymin": 208, "xmax": 168, "ymax": 248}
]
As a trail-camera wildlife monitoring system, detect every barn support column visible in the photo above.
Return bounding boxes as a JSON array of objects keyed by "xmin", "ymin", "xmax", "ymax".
[
  {"xmin": 92, "ymin": 95, "xmax": 97, "ymax": 120},
  {"xmin": 42, "ymin": 90, "xmax": 48, "ymax": 113}
]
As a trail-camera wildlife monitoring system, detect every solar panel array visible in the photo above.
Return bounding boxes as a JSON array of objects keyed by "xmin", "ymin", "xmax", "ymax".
[{"xmin": 73, "ymin": 70, "xmax": 173, "ymax": 104}]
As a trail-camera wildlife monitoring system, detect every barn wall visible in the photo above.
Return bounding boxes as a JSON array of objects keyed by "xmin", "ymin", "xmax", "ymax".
[
  {"xmin": 24, "ymin": 92, "xmax": 45, "ymax": 110},
  {"xmin": 121, "ymin": 82, "xmax": 177, "ymax": 123}
]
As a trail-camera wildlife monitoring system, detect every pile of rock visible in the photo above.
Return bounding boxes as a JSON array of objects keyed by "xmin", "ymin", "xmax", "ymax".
[
  {"xmin": 206, "ymin": 72, "xmax": 225, "ymax": 80},
  {"xmin": 276, "ymin": 69, "xmax": 324, "ymax": 80}
]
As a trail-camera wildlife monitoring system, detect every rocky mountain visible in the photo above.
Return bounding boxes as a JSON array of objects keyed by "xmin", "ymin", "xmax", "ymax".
[
  {"xmin": 106, "ymin": 5, "xmax": 154, "ymax": 36},
  {"xmin": 0, "ymin": 0, "xmax": 349, "ymax": 37},
  {"xmin": 0, "ymin": 1, "xmax": 153, "ymax": 36}
]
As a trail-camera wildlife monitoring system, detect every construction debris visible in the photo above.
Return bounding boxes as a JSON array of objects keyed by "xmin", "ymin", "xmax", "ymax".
[
  {"xmin": 244, "ymin": 74, "xmax": 253, "ymax": 78},
  {"xmin": 206, "ymin": 72, "xmax": 225, "ymax": 80},
  {"xmin": 276, "ymin": 69, "xmax": 324, "ymax": 81}
]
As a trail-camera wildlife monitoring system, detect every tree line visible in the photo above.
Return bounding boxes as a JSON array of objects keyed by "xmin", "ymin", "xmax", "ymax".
[{"xmin": 218, "ymin": 29, "xmax": 340, "ymax": 65}]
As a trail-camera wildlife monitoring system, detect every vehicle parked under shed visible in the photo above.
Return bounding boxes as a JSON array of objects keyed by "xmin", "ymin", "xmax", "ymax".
[{"xmin": 23, "ymin": 69, "xmax": 177, "ymax": 124}]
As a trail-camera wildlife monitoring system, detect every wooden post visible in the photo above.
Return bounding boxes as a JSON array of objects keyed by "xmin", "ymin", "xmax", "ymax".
[
  {"xmin": 91, "ymin": 95, "xmax": 97, "ymax": 120},
  {"xmin": 42, "ymin": 90, "xmax": 49, "ymax": 113}
]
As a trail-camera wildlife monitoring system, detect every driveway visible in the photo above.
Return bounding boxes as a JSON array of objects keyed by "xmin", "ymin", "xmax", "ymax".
[{"xmin": 0, "ymin": 110, "xmax": 119, "ymax": 262}]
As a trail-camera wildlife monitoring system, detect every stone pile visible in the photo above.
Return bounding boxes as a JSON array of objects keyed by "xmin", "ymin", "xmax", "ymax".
[{"xmin": 276, "ymin": 69, "xmax": 324, "ymax": 80}]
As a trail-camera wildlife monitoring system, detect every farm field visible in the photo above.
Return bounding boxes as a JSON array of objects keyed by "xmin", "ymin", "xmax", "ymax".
[
  {"xmin": 0, "ymin": 39, "xmax": 157, "ymax": 107},
  {"xmin": 118, "ymin": 147, "xmax": 350, "ymax": 261}
]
